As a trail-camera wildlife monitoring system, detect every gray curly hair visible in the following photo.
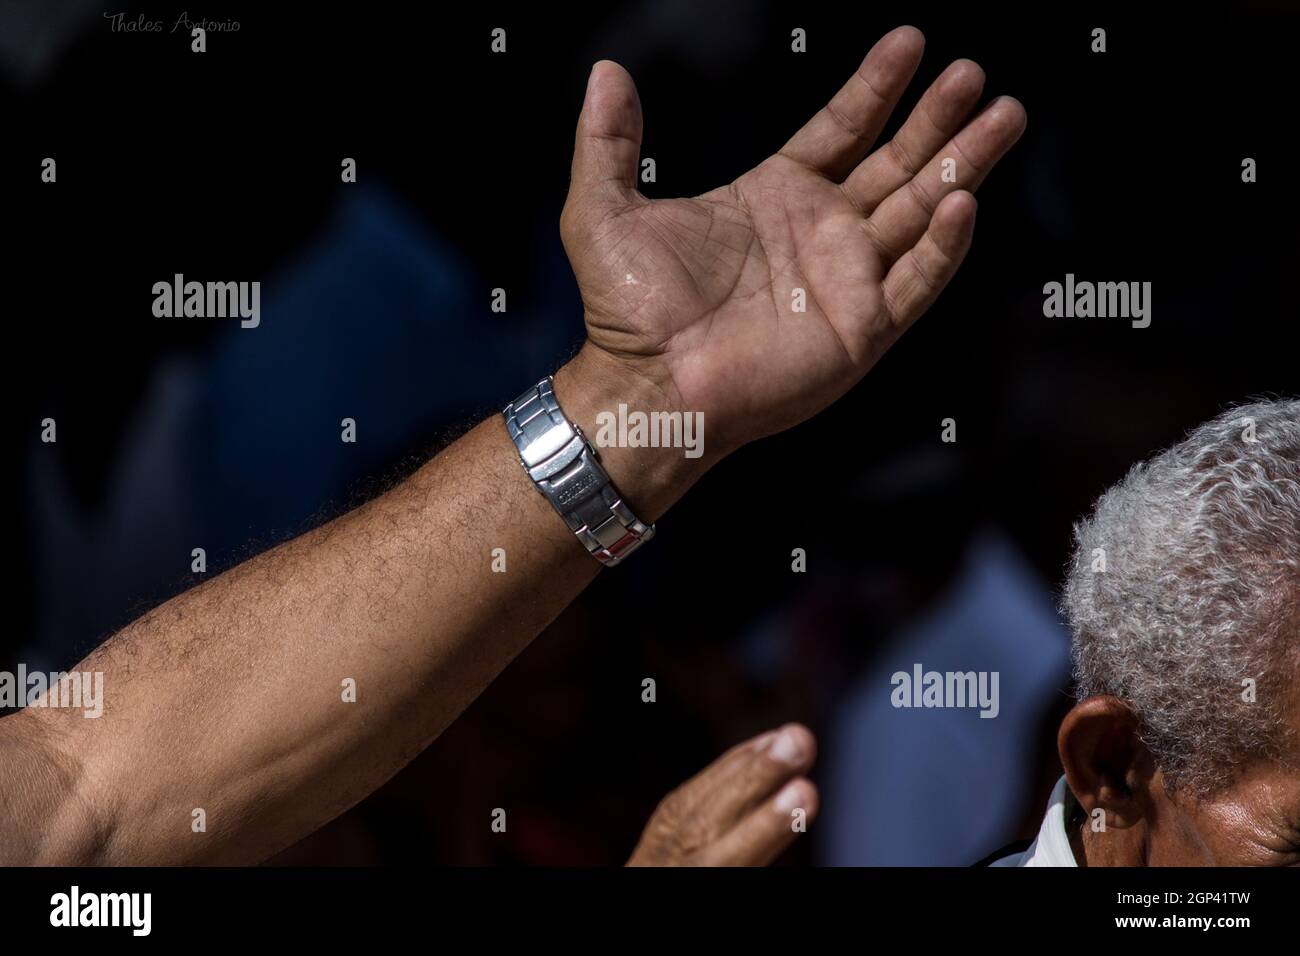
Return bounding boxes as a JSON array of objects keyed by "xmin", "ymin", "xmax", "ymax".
[{"xmin": 1063, "ymin": 397, "xmax": 1300, "ymax": 794}]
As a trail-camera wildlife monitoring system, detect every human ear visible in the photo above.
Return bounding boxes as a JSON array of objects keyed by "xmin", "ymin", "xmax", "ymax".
[{"xmin": 1058, "ymin": 695, "xmax": 1157, "ymax": 829}]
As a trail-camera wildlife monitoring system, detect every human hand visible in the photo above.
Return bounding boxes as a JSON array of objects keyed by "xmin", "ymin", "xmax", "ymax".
[
  {"xmin": 562, "ymin": 26, "xmax": 1025, "ymax": 456},
  {"xmin": 626, "ymin": 724, "xmax": 818, "ymax": 866}
]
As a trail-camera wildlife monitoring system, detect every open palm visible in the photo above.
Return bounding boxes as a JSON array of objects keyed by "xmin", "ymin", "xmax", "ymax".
[{"xmin": 561, "ymin": 27, "xmax": 1026, "ymax": 453}]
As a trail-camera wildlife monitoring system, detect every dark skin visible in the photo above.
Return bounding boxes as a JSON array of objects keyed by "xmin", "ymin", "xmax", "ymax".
[
  {"xmin": 1059, "ymin": 686, "xmax": 1300, "ymax": 867},
  {"xmin": 628, "ymin": 724, "xmax": 819, "ymax": 866},
  {"xmin": 3, "ymin": 27, "xmax": 1002, "ymax": 866}
]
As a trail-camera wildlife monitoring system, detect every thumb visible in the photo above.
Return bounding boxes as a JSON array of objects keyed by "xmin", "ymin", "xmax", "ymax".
[{"xmin": 569, "ymin": 60, "xmax": 643, "ymax": 206}]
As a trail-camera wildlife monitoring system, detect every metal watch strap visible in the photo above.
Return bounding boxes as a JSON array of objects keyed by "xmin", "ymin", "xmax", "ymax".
[{"xmin": 503, "ymin": 376, "xmax": 656, "ymax": 567}]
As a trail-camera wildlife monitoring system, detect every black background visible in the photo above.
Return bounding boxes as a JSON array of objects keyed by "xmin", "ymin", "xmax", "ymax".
[{"xmin": 4, "ymin": 1, "xmax": 1298, "ymax": 866}]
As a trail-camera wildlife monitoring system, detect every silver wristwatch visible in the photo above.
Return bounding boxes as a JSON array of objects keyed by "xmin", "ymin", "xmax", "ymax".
[{"xmin": 503, "ymin": 376, "xmax": 655, "ymax": 567}]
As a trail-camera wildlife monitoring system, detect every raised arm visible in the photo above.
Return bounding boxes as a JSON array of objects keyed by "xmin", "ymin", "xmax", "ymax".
[{"xmin": 0, "ymin": 26, "xmax": 1024, "ymax": 865}]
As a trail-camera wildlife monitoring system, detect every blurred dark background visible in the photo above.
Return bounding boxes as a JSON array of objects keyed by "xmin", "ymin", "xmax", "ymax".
[{"xmin": 3, "ymin": 0, "xmax": 1296, "ymax": 865}]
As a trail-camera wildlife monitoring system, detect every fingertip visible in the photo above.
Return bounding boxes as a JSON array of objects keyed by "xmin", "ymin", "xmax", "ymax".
[
  {"xmin": 987, "ymin": 94, "xmax": 1028, "ymax": 134},
  {"xmin": 768, "ymin": 722, "xmax": 817, "ymax": 768},
  {"xmin": 590, "ymin": 58, "xmax": 629, "ymax": 79},
  {"xmin": 868, "ymin": 26, "xmax": 925, "ymax": 72},
  {"xmin": 578, "ymin": 59, "xmax": 643, "ymax": 142},
  {"xmin": 997, "ymin": 93, "xmax": 1027, "ymax": 115},
  {"xmin": 585, "ymin": 60, "xmax": 637, "ymax": 103},
  {"xmin": 890, "ymin": 24, "xmax": 926, "ymax": 49},
  {"xmin": 938, "ymin": 188, "xmax": 977, "ymax": 219},
  {"xmin": 774, "ymin": 777, "xmax": 820, "ymax": 818},
  {"xmin": 801, "ymin": 779, "xmax": 821, "ymax": 819},
  {"xmin": 941, "ymin": 58, "xmax": 986, "ymax": 95},
  {"xmin": 947, "ymin": 191, "xmax": 980, "ymax": 243},
  {"xmin": 784, "ymin": 721, "xmax": 817, "ymax": 757},
  {"xmin": 1007, "ymin": 95, "xmax": 1028, "ymax": 131}
]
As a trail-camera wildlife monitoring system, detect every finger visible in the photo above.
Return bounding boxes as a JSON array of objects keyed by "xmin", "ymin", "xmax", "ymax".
[
  {"xmin": 626, "ymin": 725, "xmax": 816, "ymax": 866},
  {"xmin": 863, "ymin": 95, "xmax": 1025, "ymax": 263},
  {"xmin": 569, "ymin": 60, "xmax": 643, "ymax": 206},
  {"xmin": 675, "ymin": 724, "xmax": 817, "ymax": 827},
  {"xmin": 778, "ymin": 26, "xmax": 925, "ymax": 181},
  {"xmin": 841, "ymin": 58, "xmax": 986, "ymax": 215},
  {"xmin": 880, "ymin": 190, "xmax": 977, "ymax": 332},
  {"xmin": 702, "ymin": 723, "xmax": 817, "ymax": 825},
  {"xmin": 701, "ymin": 778, "xmax": 820, "ymax": 866}
]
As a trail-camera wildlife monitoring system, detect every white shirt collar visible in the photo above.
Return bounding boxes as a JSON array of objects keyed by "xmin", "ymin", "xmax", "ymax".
[{"xmin": 991, "ymin": 775, "xmax": 1079, "ymax": 867}]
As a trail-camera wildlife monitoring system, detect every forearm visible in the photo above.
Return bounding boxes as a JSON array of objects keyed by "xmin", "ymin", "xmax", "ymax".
[
  {"xmin": 7, "ymin": 347, "xmax": 707, "ymax": 865},
  {"xmin": 5, "ymin": 29, "xmax": 1018, "ymax": 867}
]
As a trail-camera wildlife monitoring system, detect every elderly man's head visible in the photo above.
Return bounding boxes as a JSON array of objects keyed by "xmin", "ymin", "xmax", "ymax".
[{"xmin": 1058, "ymin": 397, "xmax": 1299, "ymax": 866}]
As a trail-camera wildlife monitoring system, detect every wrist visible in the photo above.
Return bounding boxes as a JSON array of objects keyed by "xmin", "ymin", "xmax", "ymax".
[{"xmin": 552, "ymin": 344, "xmax": 716, "ymax": 523}]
